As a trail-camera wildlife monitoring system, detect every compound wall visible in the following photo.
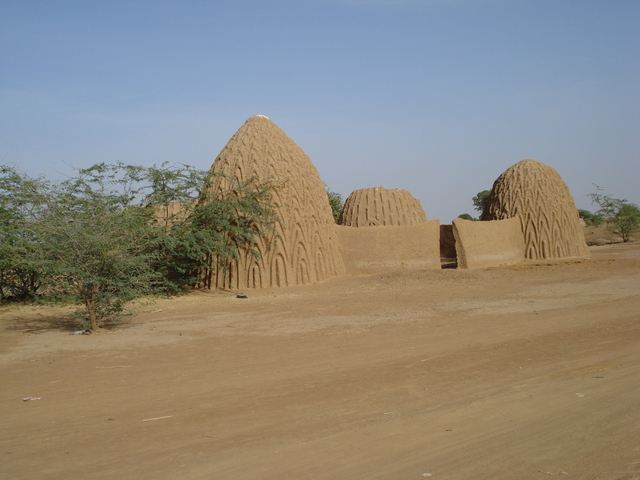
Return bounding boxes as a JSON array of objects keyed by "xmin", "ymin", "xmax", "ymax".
[
  {"xmin": 336, "ymin": 221, "xmax": 441, "ymax": 273},
  {"xmin": 453, "ymin": 217, "xmax": 525, "ymax": 269}
]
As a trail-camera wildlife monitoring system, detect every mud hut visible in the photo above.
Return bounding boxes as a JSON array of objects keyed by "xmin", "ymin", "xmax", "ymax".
[
  {"xmin": 204, "ymin": 115, "xmax": 345, "ymax": 288},
  {"xmin": 339, "ymin": 187, "xmax": 427, "ymax": 227},
  {"xmin": 481, "ymin": 159, "xmax": 589, "ymax": 260}
]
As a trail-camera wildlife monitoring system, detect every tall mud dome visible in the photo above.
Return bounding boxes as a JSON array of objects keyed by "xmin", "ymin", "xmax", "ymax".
[
  {"xmin": 340, "ymin": 187, "xmax": 427, "ymax": 227},
  {"xmin": 205, "ymin": 115, "xmax": 345, "ymax": 289},
  {"xmin": 481, "ymin": 159, "xmax": 589, "ymax": 260}
]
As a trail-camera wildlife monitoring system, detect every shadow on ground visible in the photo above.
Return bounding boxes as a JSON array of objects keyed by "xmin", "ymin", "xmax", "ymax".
[
  {"xmin": 2, "ymin": 307, "xmax": 81, "ymax": 334},
  {"xmin": 3, "ymin": 308, "xmax": 136, "ymax": 334}
]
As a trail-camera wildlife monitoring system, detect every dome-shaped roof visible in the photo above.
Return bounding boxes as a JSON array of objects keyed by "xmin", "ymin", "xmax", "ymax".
[
  {"xmin": 339, "ymin": 187, "xmax": 427, "ymax": 227},
  {"xmin": 482, "ymin": 159, "xmax": 589, "ymax": 260},
  {"xmin": 205, "ymin": 115, "xmax": 345, "ymax": 288}
]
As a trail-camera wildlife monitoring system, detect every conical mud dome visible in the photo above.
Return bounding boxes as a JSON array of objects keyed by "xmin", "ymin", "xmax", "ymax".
[
  {"xmin": 205, "ymin": 115, "xmax": 345, "ymax": 288},
  {"xmin": 481, "ymin": 159, "xmax": 589, "ymax": 260},
  {"xmin": 340, "ymin": 187, "xmax": 427, "ymax": 227}
]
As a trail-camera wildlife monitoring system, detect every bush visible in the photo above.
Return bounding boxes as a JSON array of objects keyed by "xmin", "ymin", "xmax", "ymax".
[
  {"xmin": 0, "ymin": 163, "xmax": 278, "ymax": 329},
  {"xmin": 326, "ymin": 185, "xmax": 343, "ymax": 223},
  {"xmin": 578, "ymin": 209, "xmax": 604, "ymax": 227},
  {"xmin": 0, "ymin": 166, "xmax": 54, "ymax": 300},
  {"xmin": 154, "ymin": 174, "xmax": 278, "ymax": 291},
  {"xmin": 588, "ymin": 186, "xmax": 640, "ymax": 242}
]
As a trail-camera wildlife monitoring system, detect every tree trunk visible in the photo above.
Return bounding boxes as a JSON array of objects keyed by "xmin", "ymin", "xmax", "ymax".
[
  {"xmin": 79, "ymin": 283, "xmax": 100, "ymax": 331},
  {"xmin": 87, "ymin": 304, "xmax": 98, "ymax": 330},
  {"xmin": 87, "ymin": 284, "xmax": 99, "ymax": 331}
]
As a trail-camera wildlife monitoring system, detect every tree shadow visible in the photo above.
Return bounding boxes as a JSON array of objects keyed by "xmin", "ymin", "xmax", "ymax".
[
  {"xmin": 4, "ymin": 310, "xmax": 138, "ymax": 334},
  {"xmin": 3, "ymin": 311, "xmax": 81, "ymax": 334},
  {"xmin": 3, "ymin": 300, "xmax": 147, "ymax": 335},
  {"xmin": 0, "ymin": 300, "xmax": 102, "ymax": 334}
]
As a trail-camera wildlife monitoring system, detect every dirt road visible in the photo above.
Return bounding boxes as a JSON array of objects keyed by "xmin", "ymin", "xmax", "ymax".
[{"xmin": 1, "ymin": 243, "xmax": 639, "ymax": 479}]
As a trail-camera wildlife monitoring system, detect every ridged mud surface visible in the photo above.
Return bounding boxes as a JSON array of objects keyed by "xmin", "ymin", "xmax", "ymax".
[
  {"xmin": 340, "ymin": 187, "xmax": 427, "ymax": 227},
  {"xmin": 205, "ymin": 115, "xmax": 345, "ymax": 288},
  {"xmin": 482, "ymin": 159, "xmax": 589, "ymax": 260}
]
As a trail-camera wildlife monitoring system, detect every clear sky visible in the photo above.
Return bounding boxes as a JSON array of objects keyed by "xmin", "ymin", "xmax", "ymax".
[{"xmin": 2, "ymin": 0, "xmax": 639, "ymax": 221}]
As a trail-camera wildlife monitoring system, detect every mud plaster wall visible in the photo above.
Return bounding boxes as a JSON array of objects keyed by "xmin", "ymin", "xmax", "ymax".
[
  {"xmin": 204, "ymin": 115, "xmax": 346, "ymax": 289},
  {"xmin": 336, "ymin": 221, "xmax": 441, "ymax": 273},
  {"xmin": 482, "ymin": 159, "xmax": 589, "ymax": 260},
  {"xmin": 453, "ymin": 217, "xmax": 525, "ymax": 269},
  {"xmin": 340, "ymin": 187, "xmax": 427, "ymax": 227}
]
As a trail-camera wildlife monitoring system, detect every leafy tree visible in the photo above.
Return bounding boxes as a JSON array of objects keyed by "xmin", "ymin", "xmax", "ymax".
[
  {"xmin": 0, "ymin": 163, "xmax": 278, "ymax": 330},
  {"xmin": 578, "ymin": 209, "xmax": 603, "ymax": 227},
  {"xmin": 15, "ymin": 163, "xmax": 163, "ymax": 329},
  {"xmin": 457, "ymin": 213, "xmax": 476, "ymax": 221},
  {"xmin": 154, "ymin": 174, "xmax": 279, "ymax": 290},
  {"xmin": 0, "ymin": 167, "xmax": 52, "ymax": 299},
  {"xmin": 472, "ymin": 190, "xmax": 491, "ymax": 215},
  {"xmin": 588, "ymin": 185, "xmax": 640, "ymax": 242},
  {"xmin": 611, "ymin": 204, "xmax": 640, "ymax": 242},
  {"xmin": 325, "ymin": 185, "xmax": 343, "ymax": 223}
]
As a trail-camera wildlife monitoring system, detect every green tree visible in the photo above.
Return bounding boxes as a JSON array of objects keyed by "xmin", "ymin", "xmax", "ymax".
[
  {"xmin": 472, "ymin": 190, "xmax": 491, "ymax": 215},
  {"xmin": 611, "ymin": 204, "xmax": 640, "ymax": 242},
  {"xmin": 0, "ymin": 166, "xmax": 52, "ymax": 299},
  {"xmin": 325, "ymin": 185, "xmax": 343, "ymax": 223},
  {"xmin": 25, "ymin": 163, "xmax": 162, "ymax": 329},
  {"xmin": 578, "ymin": 209, "xmax": 603, "ymax": 226},
  {"xmin": 0, "ymin": 163, "xmax": 278, "ymax": 330},
  {"xmin": 457, "ymin": 213, "xmax": 476, "ymax": 221},
  {"xmin": 154, "ymin": 174, "xmax": 279, "ymax": 290},
  {"xmin": 588, "ymin": 186, "xmax": 640, "ymax": 242}
]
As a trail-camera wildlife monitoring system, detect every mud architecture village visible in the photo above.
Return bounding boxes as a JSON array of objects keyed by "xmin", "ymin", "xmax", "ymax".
[{"xmin": 204, "ymin": 115, "xmax": 589, "ymax": 289}]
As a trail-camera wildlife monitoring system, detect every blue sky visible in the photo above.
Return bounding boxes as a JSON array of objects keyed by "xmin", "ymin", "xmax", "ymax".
[{"xmin": 2, "ymin": 0, "xmax": 639, "ymax": 221}]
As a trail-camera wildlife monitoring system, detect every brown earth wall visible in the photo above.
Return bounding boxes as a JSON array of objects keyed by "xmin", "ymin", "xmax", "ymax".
[
  {"xmin": 336, "ymin": 221, "xmax": 441, "ymax": 273},
  {"xmin": 453, "ymin": 217, "xmax": 525, "ymax": 269}
]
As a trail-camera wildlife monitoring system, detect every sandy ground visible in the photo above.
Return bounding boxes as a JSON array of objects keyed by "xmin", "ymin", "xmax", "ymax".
[
  {"xmin": 1, "ymin": 239, "xmax": 639, "ymax": 480},
  {"xmin": 583, "ymin": 224, "xmax": 627, "ymax": 246}
]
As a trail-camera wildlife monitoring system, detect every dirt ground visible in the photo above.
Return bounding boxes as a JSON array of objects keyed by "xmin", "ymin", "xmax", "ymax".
[
  {"xmin": 1, "ymin": 239, "xmax": 639, "ymax": 480},
  {"xmin": 583, "ymin": 224, "xmax": 627, "ymax": 246}
]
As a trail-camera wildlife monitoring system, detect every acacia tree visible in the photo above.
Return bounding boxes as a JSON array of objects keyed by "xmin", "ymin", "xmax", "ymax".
[
  {"xmin": 0, "ymin": 163, "xmax": 278, "ymax": 330},
  {"xmin": 19, "ymin": 164, "xmax": 163, "ymax": 329},
  {"xmin": 0, "ymin": 167, "xmax": 52, "ymax": 299},
  {"xmin": 153, "ymin": 173, "xmax": 279, "ymax": 290},
  {"xmin": 589, "ymin": 185, "xmax": 640, "ymax": 242}
]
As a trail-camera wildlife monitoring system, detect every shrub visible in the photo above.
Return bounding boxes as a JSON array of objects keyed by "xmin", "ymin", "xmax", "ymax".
[
  {"xmin": 0, "ymin": 163, "xmax": 278, "ymax": 329},
  {"xmin": 588, "ymin": 186, "xmax": 640, "ymax": 242}
]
